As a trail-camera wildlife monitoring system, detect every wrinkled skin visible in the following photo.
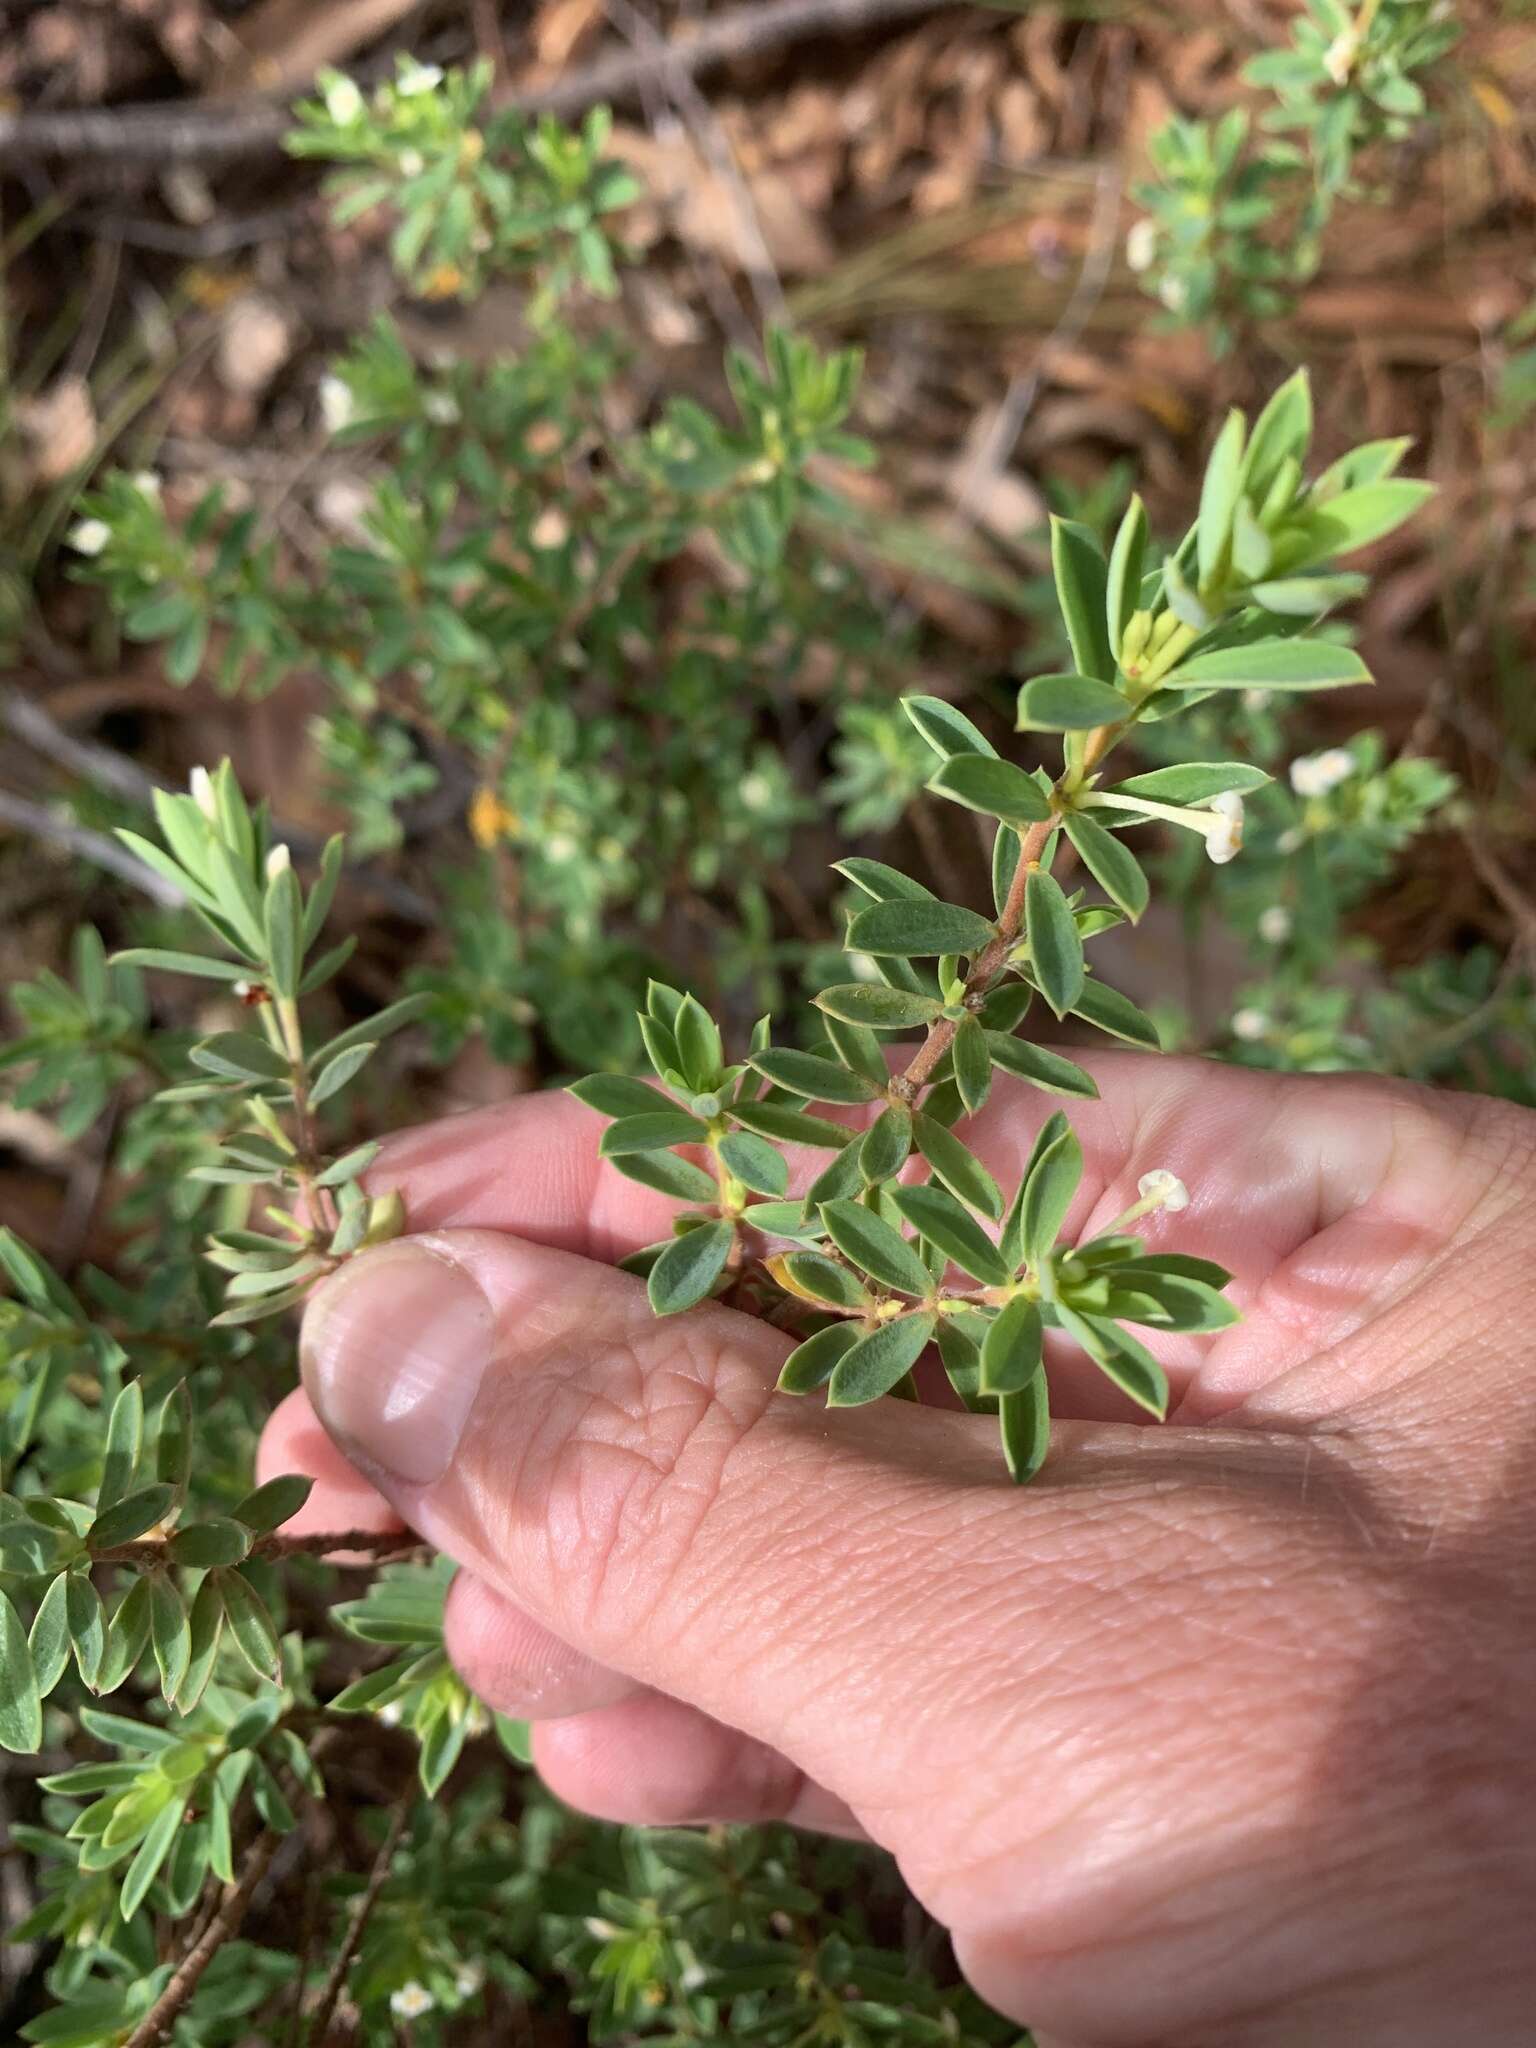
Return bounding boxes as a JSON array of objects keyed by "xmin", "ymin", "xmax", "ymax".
[{"xmin": 263, "ymin": 1054, "xmax": 1536, "ymax": 2047}]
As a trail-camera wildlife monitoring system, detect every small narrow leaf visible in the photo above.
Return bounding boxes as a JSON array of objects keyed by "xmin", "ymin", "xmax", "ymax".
[
  {"xmin": 826, "ymin": 1312, "xmax": 937, "ymax": 1407},
  {"xmin": 28, "ymin": 1574, "xmax": 71, "ymax": 1698},
  {"xmin": 889, "ymin": 1185, "xmax": 1009, "ymax": 1285},
  {"xmin": 927, "ymin": 753, "xmax": 1051, "ymax": 826},
  {"xmin": 149, "ymin": 1572, "xmax": 190, "ymax": 1702},
  {"xmin": 1071, "ymin": 979, "xmax": 1160, "ymax": 1049},
  {"xmin": 749, "ymin": 1049, "xmax": 878, "ymax": 1104},
  {"xmin": 647, "ymin": 1221, "xmax": 735, "ymax": 1316},
  {"xmin": 1019, "ymin": 1114, "xmax": 1083, "ymax": 1270},
  {"xmin": 1108, "ymin": 762, "xmax": 1270, "ymax": 803},
  {"xmin": 859, "ymin": 1103, "xmax": 912, "ymax": 1184},
  {"xmin": 778, "ymin": 1323, "xmax": 859, "ymax": 1394},
  {"xmin": 567, "ymin": 1074, "xmax": 666, "ymax": 1120},
  {"xmin": 1197, "ymin": 408, "xmax": 1247, "ymax": 587},
  {"xmin": 718, "ymin": 1132, "xmax": 788, "ymax": 1198},
  {"xmin": 215, "ymin": 1569, "xmax": 281, "ymax": 1681},
  {"xmin": 902, "ymin": 695, "xmax": 997, "ymax": 759},
  {"xmin": 610, "ymin": 1150, "xmax": 719, "ymax": 1203},
  {"xmin": 1024, "ymin": 868, "xmax": 1085, "ymax": 1018},
  {"xmin": 600, "ymin": 1109, "xmax": 710, "ymax": 1155},
  {"xmin": 814, "ymin": 986, "xmax": 942, "ymax": 1030},
  {"xmin": 1064, "ymin": 814, "xmax": 1149, "ymax": 922},
  {"xmin": 1050, "ymin": 517, "xmax": 1114, "ymax": 681},
  {"xmin": 1015, "ymin": 672, "xmax": 1128, "ymax": 732},
  {"xmin": 1164, "ymin": 640, "xmax": 1370, "ymax": 692},
  {"xmin": 951, "ymin": 1015, "xmax": 993, "ymax": 1116},
  {"xmin": 913, "ymin": 1114, "xmax": 1002, "ymax": 1220},
  {"xmin": 0, "ymin": 1591, "xmax": 42, "ymax": 1753},
  {"xmin": 732, "ymin": 1101, "xmax": 852, "ymax": 1151},
  {"xmin": 1105, "ymin": 494, "xmax": 1148, "ymax": 650},
  {"xmin": 846, "ymin": 898, "xmax": 996, "ymax": 959},
  {"xmin": 999, "ymin": 1370, "xmax": 1051, "ymax": 1484},
  {"xmin": 985, "ymin": 1033, "xmax": 1097, "ymax": 1098},
  {"xmin": 821, "ymin": 1201, "xmax": 933, "ymax": 1298},
  {"xmin": 980, "ymin": 1296, "xmax": 1044, "ymax": 1396},
  {"xmin": 97, "ymin": 1381, "xmax": 144, "ymax": 1517}
]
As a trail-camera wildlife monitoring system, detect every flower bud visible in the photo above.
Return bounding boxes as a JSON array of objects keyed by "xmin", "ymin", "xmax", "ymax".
[
  {"xmin": 265, "ymin": 843, "xmax": 292, "ymax": 879},
  {"xmin": 189, "ymin": 766, "xmax": 218, "ymax": 819}
]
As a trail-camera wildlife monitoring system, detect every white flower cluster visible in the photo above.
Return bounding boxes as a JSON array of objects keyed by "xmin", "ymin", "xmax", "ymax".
[
  {"xmin": 390, "ymin": 1980, "xmax": 434, "ymax": 2018},
  {"xmin": 1289, "ymin": 747, "xmax": 1355, "ymax": 799}
]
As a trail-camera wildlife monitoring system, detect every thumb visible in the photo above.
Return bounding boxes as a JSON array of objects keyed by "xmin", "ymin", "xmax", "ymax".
[{"xmin": 298, "ymin": 1226, "xmax": 1087, "ymax": 1790}]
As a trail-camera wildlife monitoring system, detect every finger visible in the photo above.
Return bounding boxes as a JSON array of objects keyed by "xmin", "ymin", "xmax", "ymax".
[
  {"xmin": 444, "ymin": 1570, "xmax": 639, "ymax": 1720},
  {"xmin": 297, "ymin": 1223, "xmax": 1176, "ymax": 1818},
  {"xmin": 530, "ymin": 1692, "xmax": 866, "ymax": 1836},
  {"xmin": 257, "ymin": 1386, "xmax": 405, "ymax": 1563}
]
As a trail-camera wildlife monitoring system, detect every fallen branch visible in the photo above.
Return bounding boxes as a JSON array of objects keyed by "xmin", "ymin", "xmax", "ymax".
[{"xmin": 0, "ymin": 0, "xmax": 945, "ymax": 166}]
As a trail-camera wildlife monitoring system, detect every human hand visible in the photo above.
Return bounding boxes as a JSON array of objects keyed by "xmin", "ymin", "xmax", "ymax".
[{"xmin": 265, "ymin": 1055, "xmax": 1536, "ymax": 2047}]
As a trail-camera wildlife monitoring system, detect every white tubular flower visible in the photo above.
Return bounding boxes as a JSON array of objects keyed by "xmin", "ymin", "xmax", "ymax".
[
  {"xmin": 397, "ymin": 60, "xmax": 444, "ymax": 95},
  {"xmin": 1125, "ymin": 218, "xmax": 1158, "ymax": 274},
  {"xmin": 454, "ymin": 1964, "xmax": 485, "ymax": 1997},
  {"xmin": 323, "ymin": 74, "xmax": 364, "ymax": 124},
  {"xmin": 1289, "ymin": 747, "xmax": 1355, "ymax": 798},
  {"xmin": 189, "ymin": 766, "xmax": 218, "ymax": 819},
  {"xmin": 318, "ymin": 375, "xmax": 356, "ymax": 435},
  {"xmin": 422, "ymin": 390, "xmax": 460, "ymax": 426},
  {"xmin": 265, "ymin": 843, "xmax": 292, "ymax": 879},
  {"xmin": 1137, "ymin": 1169, "xmax": 1190, "ymax": 1213},
  {"xmin": 1158, "ymin": 273, "xmax": 1188, "ymax": 314},
  {"xmin": 68, "ymin": 517, "xmax": 111, "ymax": 557},
  {"xmin": 1232, "ymin": 1007, "xmax": 1270, "ymax": 1042},
  {"xmin": 1205, "ymin": 789, "xmax": 1245, "ymax": 865},
  {"xmin": 1258, "ymin": 905, "xmax": 1293, "ymax": 944},
  {"xmin": 1323, "ymin": 26, "xmax": 1361, "ymax": 84},
  {"xmin": 131, "ymin": 471, "xmax": 162, "ymax": 500},
  {"xmin": 398, "ymin": 148, "xmax": 424, "ymax": 178},
  {"xmin": 389, "ymin": 1982, "xmax": 434, "ymax": 2018}
]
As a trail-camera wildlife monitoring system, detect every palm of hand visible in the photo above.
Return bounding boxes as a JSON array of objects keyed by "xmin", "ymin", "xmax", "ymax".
[{"xmin": 270, "ymin": 1054, "xmax": 1536, "ymax": 2047}]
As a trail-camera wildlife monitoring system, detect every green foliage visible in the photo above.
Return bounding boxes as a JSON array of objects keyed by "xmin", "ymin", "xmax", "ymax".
[
  {"xmin": 1129, "ymin": 1, "xmax": 1461, "ymax": 348},
  {"xmin": 2, "ymin": 55, "xmax": 1494, "ymax": 2048}
]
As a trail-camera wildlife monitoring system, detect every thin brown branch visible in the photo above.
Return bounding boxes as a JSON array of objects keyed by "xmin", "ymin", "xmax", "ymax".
[
  {"xmin": 95, "ymin": 1529, "xmax": 428, "ymax": 1569},
  {"xmin": 304, "ymin": 1796, "xmax": 411, "ymax": 2046},
  {"xmin": 0, "ymin": 0, "xmax": 944, "ymax": 166}
]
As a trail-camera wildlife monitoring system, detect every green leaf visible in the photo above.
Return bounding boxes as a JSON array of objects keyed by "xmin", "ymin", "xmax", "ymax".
[
  {"xmin": 846, "ymin": 898, "xmax": 996, "ymax": 959},
  {"xmin": 814, "ymin": 985, "xmax": 942, "ymax": 1031},
  {"xmin": 890, "ymin": 1184, "xmax": 1009, "ymax": 1285},
  {"xmin": 87, "ymin": 1483, "xmax": 175, "ymax": 1551},
  {"xmin": 732, "ymin": 1101, "xmax": 853, "ymax": 1151},
  {"xmin": 902, "ymin": 695, "xmax": 997, "ymax": 759},
  {"xmin": 232, "ymin": 1472, "xmax": 312, "ymax": 1532},
  {"xmin": 859, "ymin": 1102, "xmax": 912, "ymax": 1184},
  {"xmin": 1025, "ymin": 868, "xmax": 1085, "ymax": 1017},
  {"xmin": 600, "ymin": 1109, "xmax": 711, "ymax": 1155},
  {"xmin": 1071, "ymin": 979, "xmax": 1160, "ymax": 1049},
  {"xmin": 1050, "ymin": 516, "xmax": 1114, "ymax": 681},
  {"xmin": 1018, "ymin": 1113, "xmax": 1083, "ymax": 1270},
  {"xmin": 610, "ymin": 1150, "xmax": 719, "ymax": 1203},
  {"xmin": 980, "ymin": 1296, "xmax": 1044, "ymax": 1396},
  {"xmin": 801, "ymin": 1143, "xmax": 866, "ymax": 1211},
  {"xmin": 109, "ymin": 948, "xmax": 251, "ymax": 982},
  {"xmin": 1105, "ymin": 495, "xmax": 1148, "ymax": 651},
  {"xmin": 1164, "ymin": 639, "xmax": 1370, "ymax": 691},
  {"xmin": 913, "ymin": 1114, "xmax": 1002, "ymax": 1220},
  {"xmin": 1107, "ymin": 762, "xmax": 1270, "ymax": 804},
  {"xmin": 777, "ymin": 1323, "xmax": 859, "ymax": 1394},
  {"xmin": 820, "ymin": 1201, "xmax": 933, "ymax": 1298},
  {"xmin": 1241, "ymin": 370, "xmax": 1312, "ymax": 502},
  {"xmin": 1303, "ymin": 479, "xmax": 1434, "ymax": 554},
  {"xmin": 96, "ymin": 1579, "xmax": 152, "ymax": 1694},
  {"xmin": 316, "ymin": 993, "xmax": 432, "ymax": 1062},
  {"xmin": 66, "ymin": 1573, "xmax": 106, "ymax": 1692},
  {"xmin": 149, "ymin": 1572, "xmax": 190, "ymax": 1702},
  {"xmin": 999, "ymin": 1369, "xmax": 1051, "ymax": 1484},
  {"xmin": 174, "ymin": 1577, "xmax": 224, "ymax": 1715},
  {"xmin": 190, "ymin": 1032, "xmax": 292, "ymax": 1084},
  {"xmin": 776, "ymin": 1251, "xmax": 869, "ymax": 1310},
  {"xmin": 155, "ymin": 1381, "xmax": 192, "ymax": 1507},
  {"xmin": 1197, "ymin": 408, "xmax": 1247, "ymax": 586},
  {"xmin": 834, "ymin": 858, "xmax": 934, "ymax": 903},
  {"xmin": 28, "ymin": 1574, "xmax": 71, "ymax": 1698},
  {"xmin": 673, "ymin": 995, "xmax": 723, "ymax": 1092},
  {"xmin": 951, "ymin": 1014, "xmax": 992, "ymax": 1116},
  {"xmin": 826, "ymin": 1312, "xmax": 937, "ymax": 1406},
  {"xmin": 1251, "ymin": 572, "xmax": 1367, "ymax": 616},
  {"xmin": 823, "ymin": 1015, "xmax": 892, "ymax": 1090},
  {"xmin": 1056, "ymin": 1307, "xmax": 1169, "ymax": 1416},
  {"xmin": 309, "ymin": 1041, "xmax": 375, "ymax": 1106},
  {"xmin": 262, "ymin": 863, "xmax": 304, "ymax": 1000},
  {"xmin": 97, "ymin": 1380, "xmax": 144, "ymax": 1516},
  {"xmin": 315, "ymin": 1141, "xmax": 382, "ymax": 1189},
  {"xmin": 170, "ymin": 1518, "xmax": 252, "ymax": 1568},
  {"xmin": 647, "ymin": 1220, "xmax": 735, "ymax": 1315},
  {"xmin": 927, "ymin": 753, "xmax": 1051, "ymax": 826},
  {"xmin": 984, "ymin": 1032, "xmax": 1097, "ymax": 1098},
  {"xmin": 718, "ymin": 1132, "xmax": 788, "ymax": 1198},
  {"xmin": 1064, "ymin": 813, "xmax": 1149, "ymax": 922},
  {"xmin": 749, "ymin": 1049, "xmax": 878, "ymax": 1104},
  {"xmin": 1016, "ymin": 671, "xmax": 1128, "ymax": 733},
  {"xmin": 568, "ymin": 1074, "xmax": 666, "ymax": 1120},
  {"xmin": 120, "ymin": 1796, "xmax": 183, "ymax": 1920},
  {"xmin": 0, "ymin": 1590, "xmax": 42, "ymax": 1752},
  {"xmin": 215, "ymin": 1569, "xmax": 281, "ymax": 1681}
]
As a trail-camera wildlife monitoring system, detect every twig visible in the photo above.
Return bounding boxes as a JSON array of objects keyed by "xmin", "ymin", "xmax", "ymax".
[
  {"xmin": 304, "ymin": 1795, "xmax": 411, "ymax": 2046},
  {"xmin": 0, "ymin": 0, "xmax": 944, "ymax": 166},
  {"xmin": 123, "ymin": 1730, "xmax": 340, "ymax": 2048},
  {"xmin": 122, "ymin": 1827, "xmax": 285, "ymax": 2048},
  {"xmin": 95, "ymin": 1528, "xmax": 429, "ymax": 1569},
  {"xmin": 0, "ymin": 790, "xmax": 184, "ymax": 905}
]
